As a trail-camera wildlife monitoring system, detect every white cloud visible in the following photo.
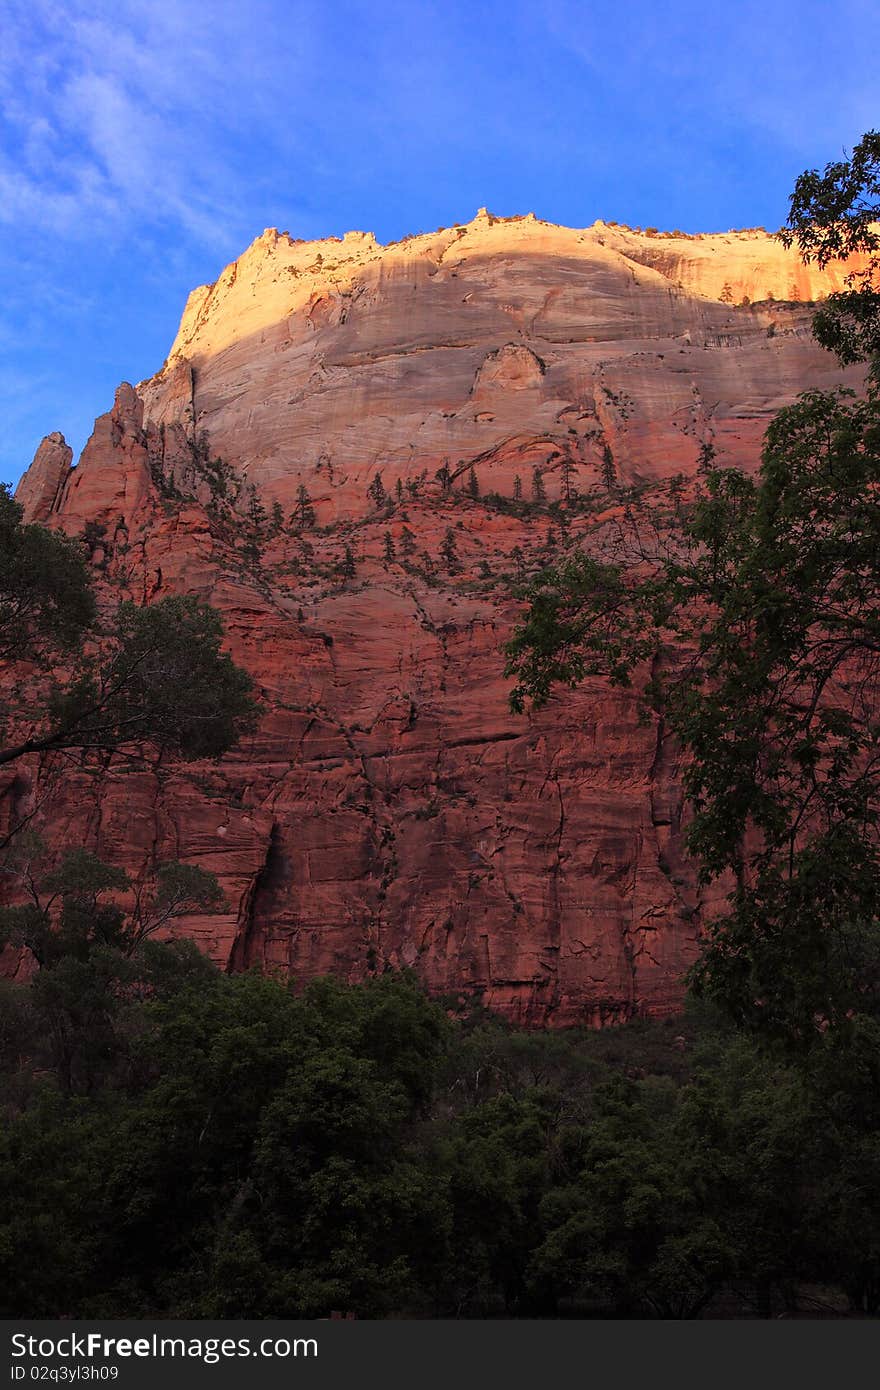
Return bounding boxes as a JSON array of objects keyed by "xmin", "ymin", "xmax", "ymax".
[{"xmin": 0, "ymin": 0, "xmax": 320, "ymax": 250}]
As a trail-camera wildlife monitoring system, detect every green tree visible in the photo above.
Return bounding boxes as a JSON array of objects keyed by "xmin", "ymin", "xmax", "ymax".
[
  {"xmin": 532, "ymin": 1076, "xmax": 732, "ymax": 1317},
  {"xmin": 667, "ymin": 473, "xmax": 686, "ymax": 514},
  {"xmin": 467, "ymin": 466, "xmax": 480, "ymax": 500},
  {"xmin": 600, "ymin": 443, "xmax": 616, "ymax": 490},
  {"xmin": 244, "ymin": 484, "xmax": 267, "ymax": 555},
  {"xmin": 1, "ymin": 595, "xmax": 255, "ymax": 771},
  {"xmin": 696, "ymin": 439, "xmax": 717, "ymax": 475},
  {"xmin": 383, "ymin": 531, "xmax": 396, "ymax": 565},
  {"xmin": 0, "ymin": 495, "xmax": 255, "ymax": 777},
  {"xmin": 440, "ymin": 528, "xmax": 459, "ymax": 573},
  {"xmin": 531, "ymin": 468, "xmax": 546, "ymax": 503},
  {"xmin": 0, "ymin": 841, "xmax": 224, "ymax": 1092},
  {"xmin": 367, "ymin": 473, "xmax": 387, "ymax": 508},
  {"xmin": 560, "ymin": 453, "xmax": 578, "ymax": 505},
  {"xmin": 290, "ymin": 482, "xmax": 316, "ymax": 529},
  {"xmin": 802, "ymin": 1018, "xmax": 880, "ymax": 1312},
  {"xmin": 441, "ymin": 1090, "xmax": 559, "ymax": 1314},
  {"xmin": 0, "ymin": 487, "xmax": 95, "ymax": 664},
  {"xmin": 780, "ymin": 129, "xmax": 880, "ymax": 371},
  {"xmin": 338, "ymin": 545, "xmax": 357, "ymax": 581}
]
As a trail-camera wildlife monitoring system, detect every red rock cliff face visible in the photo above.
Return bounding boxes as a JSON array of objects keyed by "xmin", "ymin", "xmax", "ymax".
[{"xmin": 8, "ymin": 213, "xmax": 867, "ymax": 1025}]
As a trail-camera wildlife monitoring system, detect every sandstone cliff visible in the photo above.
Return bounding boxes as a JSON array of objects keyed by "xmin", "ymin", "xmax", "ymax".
[{"xmin": 7, "ymin": 212, "xmax": 867, "ymax": 1024}]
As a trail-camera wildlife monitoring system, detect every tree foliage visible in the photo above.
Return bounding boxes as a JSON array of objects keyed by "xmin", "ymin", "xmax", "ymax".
[
  {"xmin": 780, "ymin": 129, "xmax": 880, "ymax": 370},
  {"xmin": 1, "ymin": 958, "xmax": 878, "ymax": 1318},
  {"xmin": 0, "ymin": 839, "xmax": 224, "ymax": 1094},
  {"xmin": 0, "ymin": 488, "xmax": 95, "ymax": 664},
  {"xmin": 0, "ymin": 490, "xmax": 256, "ymax": 773},
  {"xmin": 290, "ymin": 482, "xmax": 316, "ymax": 529}
]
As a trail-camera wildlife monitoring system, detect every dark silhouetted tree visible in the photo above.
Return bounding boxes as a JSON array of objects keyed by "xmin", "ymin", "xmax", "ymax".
[
  {"xmin": 367, "ymin": 473, "xmax": 387, "ymax": 508},
  {"xmin": 0, "ymin": 495, "xmax": 256, "ymax": 779},
  {"xmin": 780, "ymin": 129, "xmax": 880, "ymax": 373},
  {"xmin": 601, "ymin": 444, "xmax": 617, "ymax": 490},
  {"xmin": 291, "ymin": 483, "xmax": 316, "ymax": 529},
  {"xmin": 441, "ymin": 528, "xmax": 459, "ymax": 573}
]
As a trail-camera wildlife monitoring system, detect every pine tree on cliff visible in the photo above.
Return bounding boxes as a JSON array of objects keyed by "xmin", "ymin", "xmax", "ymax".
[
  {"xmin": 601, "ymin": 443, "xmax": 617, "ymax": 491},
  {"xmin": 513, "ymin": 474, "xmax": 523, "ymax": 502},
  {"xmin": 0, "ymin": 488, "xmax": 256, "ymax": 792},
  {"xmin": 435, "ymin": 463, "xmax": 452, "ymax": 497},
  {"xmin": 246, "ymin": 484, "xmax": 267, "ymax": 533},
  {"xmin": 560, "ymin": 453, "xmax": 578, "ymax": 506},
  {"xmin": 291, "ymin": 482, "xmax": 316, "ymax": 529},
  {"xmin": 400, "ymin": 526, "xmax": 417, "ymax": 559},
  {"xmin": 531, "ymin": 468, "xmax": 546, "ymax": 503},
  {"xmin": 395, "ymin": 478, "xmax": 404, "ymax": 503},
  {"xmin": 668, "ymin": 473, "xmax": 686, "ymax": 516},
  {"xmin": 383, "ymin": 531, "xmax": 395, "ymax": 565},
  {"xmin": 696, "ymin": 440, "xmax": 717, "ymax": 476},
  {"xmin": 339, "ymin": 545, "xmax": 357, "ymax": 581},
  {"xmin": 367, "ymin": 473, "xmax": 387, "ymax": 508},
  {"xmin": 270, "ymin": 501, "xmax": 285, "ymax": 535},
  {"xmin": 467, "ymin": 466, "xmax": 480, "ymax": 500},
  {"xmin": 440, "ymin": 528, "xmax": 459, "ymax": 573},
  {"xmin": 243, "ymin": 484, "xmax": 268, "ymax": 564}
]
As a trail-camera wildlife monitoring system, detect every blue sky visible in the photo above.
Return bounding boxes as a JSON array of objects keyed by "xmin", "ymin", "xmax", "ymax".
[{"xmin": 1, "ymin": 0, "xmax": 878, "ymax": 487}]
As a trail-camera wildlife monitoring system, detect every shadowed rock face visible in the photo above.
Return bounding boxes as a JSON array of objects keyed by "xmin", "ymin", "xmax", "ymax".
[{"xmin": 7, "ymin": 212, "xmax": 867, "ymax": 1025}]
